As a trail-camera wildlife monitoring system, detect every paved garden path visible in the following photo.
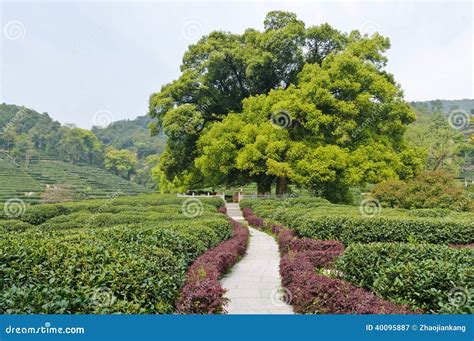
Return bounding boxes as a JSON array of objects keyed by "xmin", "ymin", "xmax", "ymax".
[{"xmin": 221, "ymin": 203, "xmax": 294, "ymax": 314}]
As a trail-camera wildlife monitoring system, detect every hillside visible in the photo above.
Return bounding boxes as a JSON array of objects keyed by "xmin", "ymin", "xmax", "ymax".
[
  {"xmin": 408, "ymin": 99, "xmax": 473, "ymax": 182},
  {"xmin": 0, "ymin": 103, "xmax": 165, "ymax": 191},
  {"xmin": 410, "ymin": 99, "xmax": 474, "ymax": 115},
  {"xmin": 92, "ymin": 116, "xmax": 166, "ymax": 160},
  {"xmin": 410, "ymin": 99, "xmax": 474, "ymax": 134},
  {"xmin": 0, "ymin": 153, "xmax": 150, "ymax": 204}
]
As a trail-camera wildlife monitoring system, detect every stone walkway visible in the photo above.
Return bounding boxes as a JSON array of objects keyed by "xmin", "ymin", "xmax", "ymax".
[{"xmin": 221, "ymin": 203, "xmax": 294, "ymax": 314}]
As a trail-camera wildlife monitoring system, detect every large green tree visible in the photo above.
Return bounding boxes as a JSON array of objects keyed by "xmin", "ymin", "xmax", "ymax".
[
  {"xmin": 196, "ymin": 39, "xmax": 424, "ymax": 201},
  {"xmin": 149, "ymin": 11, "xmax": 349, "ymax": 188},
  {"xmin": 149, "ymin": 11, "xmax": 424, "ymax": 200},
  {"xmin": 57, "ymin": 127, "xmax": 103, "ymax": 165}
]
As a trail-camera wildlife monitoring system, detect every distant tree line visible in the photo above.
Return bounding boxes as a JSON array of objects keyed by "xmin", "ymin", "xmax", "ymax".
[{"xmin": 0, "ymin": 104, "xmax": 164, "ymax": 187}]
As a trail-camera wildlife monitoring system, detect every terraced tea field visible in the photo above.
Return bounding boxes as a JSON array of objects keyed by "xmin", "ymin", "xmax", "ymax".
[{"xmin": 0, "ymin": 155, "xmax": 150, "ymax": 204}]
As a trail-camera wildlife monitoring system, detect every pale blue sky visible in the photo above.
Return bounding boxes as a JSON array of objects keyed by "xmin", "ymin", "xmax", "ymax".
[{"xmin": 1, "ymin": 1, "xmax": 472, "ymax": 128}]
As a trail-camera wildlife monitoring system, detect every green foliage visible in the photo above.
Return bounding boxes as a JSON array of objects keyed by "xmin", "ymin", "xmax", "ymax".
[
  {"xmin": 104, "ymin": 148, "xmax": 138, "ymax": 180},
  {"xmin": 240, "ymin": 198, "xmax": 474, "ymax": 245},
  {"xmin": 405, "ymin": 111, "xmax": 466, "ymax": 174},
  {"xmin": 92, "ymin": 116, "xmax": 167, "ymax": 188},
  {"xmin": 19, "ymin": 204, "xmax": 70, "ymax": 225},
  {"xmin": 0, "ymin": 219, "xmax": 34, "ymax": 232},
  {"xmin": 336, "ymin": 243, "xmax": 473, "ymax": 313},
  {"xmin": 0, "ymin": 154, "xmax": 150, "ymax": 204},
  {"xmin": 372, "ymin": 171, "xmax": 472, "ymax": 211},
  {"xmin": 150, "ymin": 12, "xmax": 423, "ymax": 199},
  {"xmin": 0, "ymin": 194, "xmax": 231, "ymax": 313},
  {"xmin": 0, "ymin": 104, "xmax": 104, "ymax": 167},
  {"xmin": 92, "ymin": 116, "xmax": 166, "ymax": 160},
  {"xmin": 151, "ymin": 11, "xmax": 402, "ymax": 193},
  {"xmin": 0, "ymin": 104, "xmax": 164, "ymax": 190},
  {"xmin": 57, "ymin": 127, "xmax": 103, "ymax": 165}
]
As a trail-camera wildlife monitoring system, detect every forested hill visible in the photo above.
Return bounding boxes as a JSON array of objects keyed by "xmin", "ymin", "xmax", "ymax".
[
  {"xmin": 92, "ymin": 116, "xmax": 166, "ymax": 160},
  {"xmin": 0, "ymin": 103, "xmax": 166, "ymax": 165},
  {"xmin": 410, "ymin": 99, "xmax": 474, "ymax": 116},
  {"xmin": 0, "ymin": 103, "xmax": 162, "ymax": 196}
]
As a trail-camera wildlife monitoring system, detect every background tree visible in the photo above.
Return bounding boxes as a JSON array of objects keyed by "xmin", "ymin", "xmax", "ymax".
[
  {"xmin": 104, "ymin": 148, "xmax": 138, "ymax": 180},
  {"xmin": 57, "ymin": 127, "xmax": 103, "ymax": 165},
  {"xmin": 405, "ymin": 110, "xmax": 466, "ymax": 174}
]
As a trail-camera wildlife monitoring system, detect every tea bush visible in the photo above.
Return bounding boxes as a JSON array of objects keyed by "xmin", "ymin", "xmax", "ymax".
[
  {"xmin": 336, "ymin": 243, "xmax": 473, "ymax": 313},
  {"xmin": 242, "ymin": 198, "xmax": 473, "ymax": 314},
  {"xmin": 240, "ymin": 198, "xmax": 474, "ymax": 245},
  {"xmin": 0, "ymin": 194, "xmax": 232, "ymax": 313}
]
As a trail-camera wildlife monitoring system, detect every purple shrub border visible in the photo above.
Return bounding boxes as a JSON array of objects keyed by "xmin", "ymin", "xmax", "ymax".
[
  {"xmin": 244, "ymin": 208, "xmax": 415, "ymax": 314},
  {"xmin": 242, "ymin": 207, "xmax": 264, "ymax": 228},
  {"xmin": 176, "ymin": 217, "xmax": 249, "ymax": 314}
]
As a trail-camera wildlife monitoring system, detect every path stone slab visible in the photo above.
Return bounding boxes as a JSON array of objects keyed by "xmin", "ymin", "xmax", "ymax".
[{"xmin": 221, "ymin": 203, "xmax": 294, "ymax": 315}]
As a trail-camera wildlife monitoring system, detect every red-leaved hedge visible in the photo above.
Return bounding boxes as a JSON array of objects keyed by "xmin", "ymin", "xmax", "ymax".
[
  {"xmin": 242, "ymin": 207, "xmax": 265, "ymax": 228},
  {"xmin": 244, "ymin": 208, "xmax": 414, "ymax": 314},
  {"xmin": 176, "ymin": 219, "xmax": 249, "ymax": 314}
]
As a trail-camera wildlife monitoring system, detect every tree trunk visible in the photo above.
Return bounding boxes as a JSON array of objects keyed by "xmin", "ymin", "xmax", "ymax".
[
  {"xmin": 276, "ymin": 176, "xmax": 287, "ymax": 195},
  {"xmin": 257, "ymin": 178, "xmax": 272, "ymax": 195}
]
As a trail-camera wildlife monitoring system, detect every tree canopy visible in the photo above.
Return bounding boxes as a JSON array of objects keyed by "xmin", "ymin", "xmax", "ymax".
[{"xmin": 149, "ymin": 11, "xmax": 424, "ymax": 201}]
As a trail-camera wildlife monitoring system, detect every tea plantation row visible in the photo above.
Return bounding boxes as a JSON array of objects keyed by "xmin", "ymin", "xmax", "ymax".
[
  {"xmin": 0, "ymin": 155, "xmax": 150, "ymax": 204},
  {"xmin": 0, "ymin": 194, "xmax": 231, "ymax": 313},
  {"xmin": 241, "ymin": 197, "xmax": 473, "ymax": 245},
  {"xmin": 240, "ymin": 197, "xmax": 473, "ymax": 313}
]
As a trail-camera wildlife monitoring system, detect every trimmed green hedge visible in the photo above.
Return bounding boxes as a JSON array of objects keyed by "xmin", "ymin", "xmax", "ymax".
[
  {"xmin": 240, "ymin": 198, "xmax": 474, "ymax": 245},
  {"xmin": 336, "ymin": 243, "xmax": 473, "ymax": 313},
  {"xmin": 0, "ymin": 194, "xmax": 231, "ymax": 313},
  {"xmin": 241, "ymin": 197, "xmax": 473, "ymax": 313}
]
